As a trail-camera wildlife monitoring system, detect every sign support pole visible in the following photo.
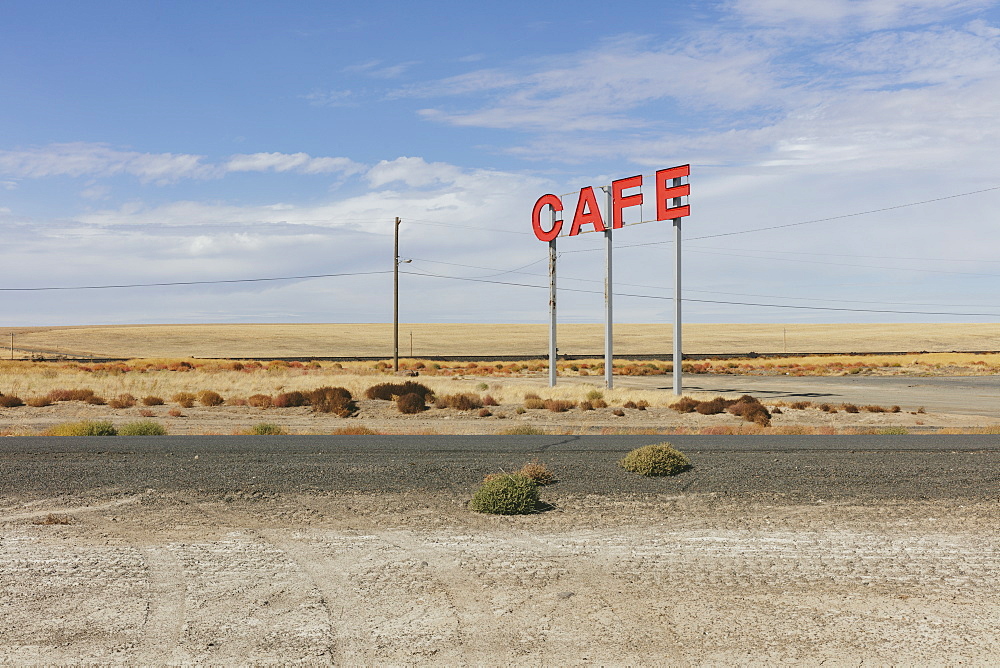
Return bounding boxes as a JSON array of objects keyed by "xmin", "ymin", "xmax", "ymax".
[
  {"xmin": 548, "ymin": 221, "xmax": 557, "ymax": 387},
  {"xmin": 604, "ymin": 186, "xmax": 613, "ymax": 390},
  {"xmin": 672, "ymin": 180, "xmax": 683, "ymax": 396}
]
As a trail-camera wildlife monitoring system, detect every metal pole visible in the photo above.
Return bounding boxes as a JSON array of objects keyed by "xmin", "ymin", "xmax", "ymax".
[
  {"xmin": 604, "ymin": 186, "xmax": 613, "ymax": 390},
  {"xmin": 672, "ymin": 178, "xmax": 683, "ymax": 396},
  {"xmin": 548, "ymin": 234, "xmax": 557, "ymax": 388},
  {"xmin": 393, "ymin": 216, "xmax": 400, "ymax": 372}
]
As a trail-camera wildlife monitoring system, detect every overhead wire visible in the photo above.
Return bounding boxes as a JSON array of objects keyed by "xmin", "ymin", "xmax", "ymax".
[
  {"xmin": 401, "ymin": 269, "xmax": 1000, "ymax": 317},
  {"xmin": 0, "ymin": 270, "xmax": 392, "ymax": 292}
]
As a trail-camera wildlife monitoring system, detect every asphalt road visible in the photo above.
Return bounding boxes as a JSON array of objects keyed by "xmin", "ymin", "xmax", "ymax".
[
  {"xmin": 1, "ymin": 435, "xmax": 996, "ymax": 502},
  {"xmin": 599, "ymin": 374, "xmax": 1000, "ymax": 418}
]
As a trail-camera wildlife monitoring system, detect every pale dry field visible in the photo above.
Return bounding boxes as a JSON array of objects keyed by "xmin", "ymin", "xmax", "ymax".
[{"xmin": 6, "ymin": 322, "xmax": 1000, "ymax": 359}]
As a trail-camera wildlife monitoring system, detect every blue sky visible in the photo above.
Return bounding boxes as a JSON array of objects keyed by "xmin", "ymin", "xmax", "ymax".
[{"xmin": 3, "ymin": 0, "xmax": 1000, "ymax": 327}]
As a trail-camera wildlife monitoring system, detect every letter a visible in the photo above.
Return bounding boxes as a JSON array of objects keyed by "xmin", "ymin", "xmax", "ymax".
[{"xmin": 568, "ymin": 186, "xmax": 606, "ymax": 236}]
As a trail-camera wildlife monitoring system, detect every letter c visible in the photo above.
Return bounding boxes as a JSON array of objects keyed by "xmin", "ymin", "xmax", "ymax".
[{"xmin": 532, "ymin": 194, "xmax": 563, "ymax": 242}]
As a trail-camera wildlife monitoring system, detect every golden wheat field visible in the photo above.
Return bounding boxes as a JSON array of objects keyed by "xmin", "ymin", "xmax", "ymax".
[{"xmin": 5, "ymin": 322, "xmax": 1000, "ymax": 359}]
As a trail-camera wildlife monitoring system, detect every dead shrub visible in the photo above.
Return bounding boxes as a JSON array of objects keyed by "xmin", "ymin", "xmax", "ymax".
[
  {"xmin": 85, "ymin": 395, "xmax": 106, "ymax": 405},
  {"xmin": 47, "ymin": 388, "xmax": 96, "ymax": 402},
  {"xmin": 172, "ymin": 392, "xmax": 197, "ymax": 408},
  {"xmin": 32, "ymin": 513, "xmax": 72, "ymax": 526},
  {"xmin": 671, "ymin": 397, "xmax": 700, "ymax": 413},
  {"xmin": 544, "ymin": 399, "xmax": 576, "ymax": 412},
  {"xmin": 612, "ymin": 408, "xmax": 625, "ymax": 417},
  {"xmin": 579, "ymin": 400, "xmax": 594, "ymax": 411},
  {"xmin": 26, "ymin": 396, "xmax": 53, "ymax": 407},
  {"xmin": 272, "ymin": 391, "xmax": 307, "ymax": 408},
  {"xmin": 366, "ymin": 381, "xmax": 434, "ymax": 401},
  {"xmin": 695, "ymin": 397, "xmax": 729, "ymax": 415},
  {"xmin": 167, "ymin": 408, "xmax": 183, "ymax": 418},
  {"xmin": 727, "ymin": 395, "xmax": 771, "ymax": 427},
  {"xmin": 841, "ymin": 404, "xmax": 860, "ymax": 414},
  {"xmin": 790, "ymin": 401, "xmax": 812, "ymax": 410},
  {"xmin": 139, "ymin": 409, "xmax": 156, "ymax": 418},
  {"xmin": 309, "ymin": 386, "xmax": 358, "ymax": 417},
  {"xmin": 623, "ymin": 400, "xmax": 638, "ymax": 409},
  {"xmin": 331, "ymin": 425, "xmax": 381, "ymax": 435},
  {"xmin": 636, "ymin": 400, "xmax": 649, "ymax": 410},
  {"xmin": 478, "ymin": 408, "xmax": 492, "ymax": 417},
  {"xmin": 0, "ymin": 394, "xmax": 25, "ymax": 408},
  {"xmin": 890, "ymin": 405, "xmax": 901, "ymax": 413},
  {"xmin": 481, "ymin": 394, "xmax": 499, "ymax": 406},
  {"xmin": 141, "ymin": 396, "xmax": 164, "ymax": 406},
  {"xmin": 591, "ymin": 398, "xmax": 608, "ymax": 409},
  {"xmin": 247, "ymin": 394, "xmax": 273, "ymax": 409},
  {"xmin": 108, "ymin": 393, "xmax": 137, "ymax": 409},
  {"xmin": 523, "ymin": 397, "xmax": 546, "ymax": 410},
  {"xmin": 396, "ymin": 392, "xmax": 427, "ymax": 414},
  {"xmin": 438, "ymin": 393, "xmax": 483, "ymax": 411},
  {"xmin": 198, "ymin": 390, "xmax": 224, "ymax": 407},
  {"xmin": 519, "ymin": 460, "xmax": 556, "ymax": 485},
  {"xmin": 862, "ymin": 404, "xmax": 885, "ymax": 413}
]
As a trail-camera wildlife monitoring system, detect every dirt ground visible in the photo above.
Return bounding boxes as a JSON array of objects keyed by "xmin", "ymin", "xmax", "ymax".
[{"xmin": 2, "ymin": 490, "xmax": 997, "ymax": 666}]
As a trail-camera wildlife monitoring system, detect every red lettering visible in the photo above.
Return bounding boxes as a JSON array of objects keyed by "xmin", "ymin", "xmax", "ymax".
[
  {"xmin": 611, "ymin": 175, "xmax": 643, "ymax": 229},
  {"xmin": 531, "ymin": 193, "xmax": 563, "ymax": 242},
  {"xmin": 655, "ymin": 164, "xmax": 690, "ymax": 221},
  {"xmin": 568, "ymin": 186, "xmax": 605, "ymax": 236}
]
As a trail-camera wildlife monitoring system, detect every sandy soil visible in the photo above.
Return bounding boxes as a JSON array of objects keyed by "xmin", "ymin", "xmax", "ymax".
[{"xmin": 2, "ymin": 491, "xmax": 997, "ymax": 665}]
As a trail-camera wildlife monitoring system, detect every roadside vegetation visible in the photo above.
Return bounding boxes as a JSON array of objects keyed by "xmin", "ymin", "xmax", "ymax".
[{"xmin": 1, "ymin": 356, "xmax": 997, "ymax": 436}]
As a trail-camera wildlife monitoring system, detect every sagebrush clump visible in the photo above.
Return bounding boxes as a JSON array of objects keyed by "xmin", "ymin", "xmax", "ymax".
[
  {"xmin": 246, "ymin": 422, "xmax": 286, "ymax": 435},
  {"xmin": 309, "ymin": 386, "xmax": 357, "ymax": 417},
  {"xmin": 470, "ymin": 473, "xmax": 540, "ymax": 515},
  {"xmin": 118, "ymin": 420, "xmax": 168, "ymax": 436},
  {"xmin": 198, "ymin": 390, "xmax": 224, "ymax": 407},
  {"xmin": 619, "ymin": 442, "xmax": 692, "ymax": 476},
  {"xmin": 396, "ymin": 392, "xmax": 426, "ymax": 414},
  {"xmin": 48, "ymin": 420, "xmax": 118, "ymax": 436},
  {"xmin": 366, "ymin": 381, "xmax": 434, "ymax": 401},
  {"xmin": 519, "ymin": 460, "xmax": 556, "ymax": 485}
]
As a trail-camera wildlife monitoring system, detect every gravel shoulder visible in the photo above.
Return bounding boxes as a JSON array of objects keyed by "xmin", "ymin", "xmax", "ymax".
[{"xmin": 1, "ymin": 437, "xmax": 998, "ymax": 665}]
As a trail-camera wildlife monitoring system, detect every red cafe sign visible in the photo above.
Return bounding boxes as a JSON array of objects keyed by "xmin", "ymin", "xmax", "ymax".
[{"xmin": 531, "ymin": 164, "xmax": 690, "ymax": 242}]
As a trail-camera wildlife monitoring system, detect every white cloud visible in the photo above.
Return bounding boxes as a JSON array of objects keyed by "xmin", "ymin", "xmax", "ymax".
[
  {"xmin": 729, "ymin": 0, "xmax": 992, "ymax": 32},
  {"xmin": 344, "ymin": 59, "xmax": 420, "ymax": 78},
  {"xmin": 0, "ymin": 143, "xmax": 365, "ymax": 184},
  {"xmin": 410, "ymin": 35, "xmax": 781, "ymax": 133},
  {"xmin": 0, "ymin": 142, "xmax": 213, "ymax": 183},
  {"xmin": 302, "ymin": 89, "xmax": 356, "ymax": 107},
  {"xmin": 224, "ymin": 152, "xmax": 364, "ymax": 176},
  {"xmin": 366, "ymin": 157, "xmax": 464, "ymax": 188}
]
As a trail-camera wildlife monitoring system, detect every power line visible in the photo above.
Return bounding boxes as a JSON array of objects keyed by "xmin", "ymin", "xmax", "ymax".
[
  {"xmin": 0, "ymin": 270, "xmax": 391, "ymax": 292},
  {"xmin": 401, "ymin": 269, "xmax": 1000, "ymax": 317},
  {"xmin": 408, "ymin": 258, "xmax": 1000, "ymax": 309},
  {"xmin": 687, "ymin": 249, "xmax": 1000, "ymax": 279}
]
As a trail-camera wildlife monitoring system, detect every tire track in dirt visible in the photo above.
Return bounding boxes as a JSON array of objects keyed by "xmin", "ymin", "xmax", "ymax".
[
  {"xmin": 257, "ymin": 529, "xmax": 341, "ymax": 663},
  {"xmin": 135, "ymin": 547, "xmax": 190, "ymax": 665},
  {"xmin": 0, "ymin": 495, "xmax": 143, "ymax": 524}
]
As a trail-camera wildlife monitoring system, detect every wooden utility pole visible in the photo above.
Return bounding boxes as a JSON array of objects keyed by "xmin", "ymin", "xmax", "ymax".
[{"xmin": 394, "ymin": 217, "xmax": 400, "ymax": 372}]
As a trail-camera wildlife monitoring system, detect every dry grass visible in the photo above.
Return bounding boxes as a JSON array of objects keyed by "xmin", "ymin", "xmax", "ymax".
[{"xmin": 6, "ymin": 322, "xmax": 1000, "ymax": 359}]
